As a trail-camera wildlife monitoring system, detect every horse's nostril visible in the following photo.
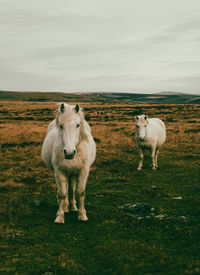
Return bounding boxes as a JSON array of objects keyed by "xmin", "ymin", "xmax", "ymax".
[
  {"xmin": 63, "ymin": 149, "xmax": 76, "ymax": 159},
  {"xmin": 64, "ymin": 149, "xmax": 68, "ymax": 158}
]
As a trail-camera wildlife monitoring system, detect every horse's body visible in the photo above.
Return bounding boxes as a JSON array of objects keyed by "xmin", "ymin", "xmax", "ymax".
[
  {"xmin": 41, "ymin": 103, "xmax": 96, "ymax": 223},
  {"xmin": 135, "ymin": 115, "xmax": 166, "ymax": 170}
]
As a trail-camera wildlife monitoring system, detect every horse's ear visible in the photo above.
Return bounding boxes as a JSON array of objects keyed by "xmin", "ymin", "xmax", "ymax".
[
  {"xmin": 136, "ymin": 116, "xmax": 139, "ymax": 120},
  {"xmin": 75, "ymin": 104, "xmax": 80, "ymax": 113},
  {"xmin": 56, "ymin": 109, "xmax": 59, "ymax": 127},
  {"xmin": 60, "ymin": 103, "xmax": 65, "ymax": 113}
]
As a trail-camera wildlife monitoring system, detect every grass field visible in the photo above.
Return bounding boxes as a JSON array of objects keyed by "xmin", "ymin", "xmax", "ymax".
[{"xmin": 0, "ymin": 100, "xmax": 200, "ymax": 274}]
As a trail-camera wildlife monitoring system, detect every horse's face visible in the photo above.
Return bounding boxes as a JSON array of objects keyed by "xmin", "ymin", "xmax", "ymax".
[
  {"xmin": 57, "ymin": 104, "xmax": 81, "ymax": 160},
  {"xmin": 135, "ymin": 115, "xmax": 148, "ymax": 141}
]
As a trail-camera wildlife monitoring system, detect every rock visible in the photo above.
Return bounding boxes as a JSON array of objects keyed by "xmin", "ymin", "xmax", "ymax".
[
  {"xmin": 119, "ymin": 203, "xmax": 158, "ymax": 218},
  {"xmin": 172, "ymin": 196, "xmax": 182, "ymax": 200}
]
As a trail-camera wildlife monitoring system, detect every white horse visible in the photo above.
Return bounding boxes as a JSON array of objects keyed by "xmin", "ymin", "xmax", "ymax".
[
  {"xmin": 135, "ymin": 115, "xmax": 166, "ymax": 170},
  {"xmin": 41, "ymin": 103, "xmax": 96, "ymax": 223}
]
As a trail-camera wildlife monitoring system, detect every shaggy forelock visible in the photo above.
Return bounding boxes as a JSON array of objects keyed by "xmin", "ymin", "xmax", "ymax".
[
  {"xmin": 136, "ymin": 114, "xmax": 148, "ymax": 123},
  {"xmin": 56, "ymin": 104, "xmax": 84, "ymax": 125},
  {"xmin": 55, "ymin": 104, "xmax": 89, "ymax": 141}
]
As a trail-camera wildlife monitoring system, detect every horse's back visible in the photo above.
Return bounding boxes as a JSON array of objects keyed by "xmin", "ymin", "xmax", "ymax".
[
  {"xmin": 47, "ymin": 119, "xmax": 56, "ymax": 133},
  {"xmin": 84, "ymin": 120, "xmax": 96, "ymax": 164},
  {"xmin": 148, "ymin": 118, "xmax": 166, "ymax": 145},
  {"xmin": 88, "ymin": 134, "xmax": 96, "ymax": 165},
  {"xmin": 41, "ymin": 126, "xmax": 57, "ymax": 170}
]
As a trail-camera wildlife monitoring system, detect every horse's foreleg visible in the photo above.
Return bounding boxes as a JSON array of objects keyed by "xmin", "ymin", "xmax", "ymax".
[
  {"xmin": 137, "ymin": 148, "xmax": 143, "ymax": 170},
  {"xmin": 77, "ymin": 169, "xmax": 89, "ymax": 221},
  {"xmin": 54, "ymin": 169, "xmax": 68, "ymax": 223},
  {"xmin": 69, "ymin": 176, "xmax": 78, "ymax": 212}
]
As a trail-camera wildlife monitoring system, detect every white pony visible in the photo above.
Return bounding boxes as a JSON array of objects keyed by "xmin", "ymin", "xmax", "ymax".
[
  {"xmin": 41, "ymin": 103, "xmax": 96, "ymax": 223},
  {"xmin": 135, "ymin": 115, "xmax": 166, "ymax": 170}
]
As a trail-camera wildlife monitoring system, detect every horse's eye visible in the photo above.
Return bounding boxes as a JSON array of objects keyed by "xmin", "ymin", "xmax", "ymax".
[
  {"xmin": 77, "ymin": 124, "xmax": 80, "ymax": 128},
  {"xmin": 60, "ymin": 125, "xmax": 63, "ymax": 130}
]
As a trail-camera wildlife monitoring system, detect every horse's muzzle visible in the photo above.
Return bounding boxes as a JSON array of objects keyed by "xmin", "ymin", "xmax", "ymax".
[{"xmin": 64, "ymin": 149, "xmax": 77, "ymax": 160}]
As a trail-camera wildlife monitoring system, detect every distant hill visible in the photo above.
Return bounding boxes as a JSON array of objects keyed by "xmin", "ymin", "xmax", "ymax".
[
  {"xmin": 0, "ymin": 90, "xmax": 200, "ymax": 104},
  {"xmin": 87, "ymin": 92, "xmax": 200, "ymax": 104},
  {"xmin": 0, "ymin": 90, "xmax": 97, "ymax": 103},
  {"xmin": 155, "ymin": 91, "xmax": 188, "ymax": 96}
]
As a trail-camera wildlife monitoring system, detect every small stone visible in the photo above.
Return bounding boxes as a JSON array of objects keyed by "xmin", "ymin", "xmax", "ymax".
[
  {"xmin": 172, "ymin": 196, "xmax": 182, "ymax": 200},
  {"xmin": 155, "ymin": 214, "xmax": 165, "ymax": 220},
  {"xmin": 34, "ymin": 199, "xmax": 41, "ymax": 206},
  {"xmin": 181, "ymin": 216, "xmax": 187, "ymax": 219}
]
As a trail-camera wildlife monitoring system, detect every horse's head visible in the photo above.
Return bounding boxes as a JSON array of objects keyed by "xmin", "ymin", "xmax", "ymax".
[
  {"xmin": 56, "ymin": 103, "xmax": 82, "ymax": 160},
  {"xmin": 135, "ymin": 114, "xmax": 148, "ymax": 141}
]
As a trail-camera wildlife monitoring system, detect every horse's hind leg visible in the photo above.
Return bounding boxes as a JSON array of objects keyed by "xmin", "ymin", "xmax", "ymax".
[
  {"xmin": 54, "ymin": 169, "xmax": 68, "ymax": 223},
  {"xmin": 155, "ymin": 148, "xmax": 159, "ymax": 168},
  {"xmin": 151, "ymin": 146, "xmax": 157, "ymax": 170},
  {"xmin": 69, "ymin": 176, "xmax": 78, "ymax": 212},
  {"xmin": 77, "ymin": 169, "xmax": 89, "ymax": 221}
]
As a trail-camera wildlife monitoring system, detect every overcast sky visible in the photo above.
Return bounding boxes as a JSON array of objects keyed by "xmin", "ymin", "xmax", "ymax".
[{"xmin": 0, "ymin": 0, "xmax": 200, "ymax": 94}]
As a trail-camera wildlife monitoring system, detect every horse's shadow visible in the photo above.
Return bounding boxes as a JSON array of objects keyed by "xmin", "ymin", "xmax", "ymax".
[{"xmin": 64, "ymin": 211, "xmax": 79, "ymax": 223}]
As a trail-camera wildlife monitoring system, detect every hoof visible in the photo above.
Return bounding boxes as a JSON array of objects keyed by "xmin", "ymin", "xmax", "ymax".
[
  {"xmin": 64, "ymin": 207, "xmax": 69, "ymax": 213},
  {"xmin": 137, "ymin": 167, "xmax": 142, "ymax": 171},
  {"xmin": 152, "ymin": 166, "xmax": 157, "ymax": 170},
  {"xmin": 78, "ymin": 214, "xmax": 88, "ymax": 222},
  {"xmin": 69, "ymin": 206, "xmax": 78, "ymax": 212},
  {"xmin": 54, "ymin": 216, "xmax": 64, "ymax": 223}
]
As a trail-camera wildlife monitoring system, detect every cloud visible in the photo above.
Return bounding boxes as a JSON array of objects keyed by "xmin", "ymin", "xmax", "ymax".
[{"xmin": 0, "ymin": 0, "xmax": 200, "ymax": 93}]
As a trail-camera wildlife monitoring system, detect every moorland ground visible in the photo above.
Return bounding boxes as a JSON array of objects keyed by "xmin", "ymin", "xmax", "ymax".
[{"xmin": 0, "ymin": 99, "xmax": 200, "ymax": 274}]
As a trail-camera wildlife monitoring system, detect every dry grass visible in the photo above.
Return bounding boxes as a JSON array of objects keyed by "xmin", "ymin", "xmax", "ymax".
[{"xmin": 0, "ymin": 100, "xmax": 200, "ymax": 274}]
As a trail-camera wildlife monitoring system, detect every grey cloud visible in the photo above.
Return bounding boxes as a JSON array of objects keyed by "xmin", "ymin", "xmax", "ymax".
[
  {"xmin": 159, "ymin": 76, "xmax": 200, "ymax": 94},
  {"xmin": 167, "ymin": 17, "xmax": 200, "ymax": 33},
  {"xmin": 0, "ymin": 63, "xmax": 62, "ymax": 91},
  {"xmin": 165, "ymin": 61, "xmax": 200, "ymax": 67},
  {"xmin": 0, "ymin": 0, "xmax": 200, "ymax": 94},
  {"xmin": 165, "ymin": 76, "xmax": 200, "ymax": 84}
]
